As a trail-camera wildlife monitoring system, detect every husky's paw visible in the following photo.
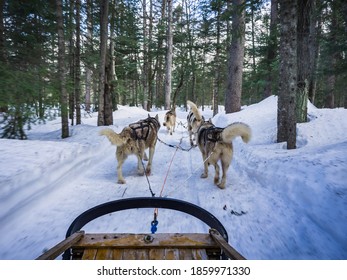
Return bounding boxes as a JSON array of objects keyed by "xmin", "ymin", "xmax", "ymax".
[
  {"xmin": 137, "ymin": 167, "xmax": 145, "ymax": 175},
  {"xmin": 217, "ymin": 182, "xmax": 225, "ymax": 189},
  {"xmin": 118, "ymin": 178, "xmax": 126, "ymax": 184},
  {"xmin": 200, "ymin": 173, "xmax": 208, "ymax": 178}
]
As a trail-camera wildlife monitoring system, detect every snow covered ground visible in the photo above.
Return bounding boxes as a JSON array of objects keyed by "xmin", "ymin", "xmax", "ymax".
[{"xmin": 0, "ymin": 96, "xmax": 346, "ymax": 260}]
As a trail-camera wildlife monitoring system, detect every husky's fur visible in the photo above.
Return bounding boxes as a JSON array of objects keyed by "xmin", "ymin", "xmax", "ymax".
[
  {"xmin": 163, "ymin": 109, "xmax": 176, "ymax": 135},
  {"xmin": 196, "ymin": 118, "xmax": 251, "ymax": 189},
  {"xmin": 100, "ymin": 115, "xmax": 160, "ymax": 184},
  {"xmin": 187, "ymin": 100, "xmax": 205, "ymax": 146}
]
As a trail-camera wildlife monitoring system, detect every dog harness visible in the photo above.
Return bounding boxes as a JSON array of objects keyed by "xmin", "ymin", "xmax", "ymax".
[
  {"xmin": 129, "ymin": 117, "xmax": 160, "ymax": 141},
  {"xmin": 199, "ymin": 125, "xmax": 224, "ymax": 145}
]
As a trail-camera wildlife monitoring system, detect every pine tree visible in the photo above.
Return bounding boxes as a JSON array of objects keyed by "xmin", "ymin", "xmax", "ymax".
[
  {"xmin": 277, "ymin": 0, "xmax": 297, "ymax": 149},
  {"xmin": 225, "ymin": 0, "xmax": 246, "ymax": 113}
]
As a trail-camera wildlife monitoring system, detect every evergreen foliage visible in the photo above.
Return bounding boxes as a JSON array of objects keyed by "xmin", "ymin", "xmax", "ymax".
[{"xmin": 1, "ymin": 0, "xmax": 346, "ymax": 139}]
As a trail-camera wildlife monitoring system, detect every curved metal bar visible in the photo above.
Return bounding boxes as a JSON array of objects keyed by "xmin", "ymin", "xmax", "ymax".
[{"xmin": 63, "ymin": 197, "xmax": 228, "ymax": 260}]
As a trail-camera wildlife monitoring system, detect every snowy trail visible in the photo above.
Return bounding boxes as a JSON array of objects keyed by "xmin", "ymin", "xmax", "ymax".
[
  {"xmin": 0, "ymin": 144, "xmax": 109, "ymax": 223},
  {"xmin": 1, "ymin": 97, "xmax": 346, "ymax": 260}
]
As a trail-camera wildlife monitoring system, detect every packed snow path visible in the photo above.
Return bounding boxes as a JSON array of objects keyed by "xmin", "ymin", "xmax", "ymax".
[{"xmin": 0, "ymin": 96, "xmax": 346, "ymax": 259}]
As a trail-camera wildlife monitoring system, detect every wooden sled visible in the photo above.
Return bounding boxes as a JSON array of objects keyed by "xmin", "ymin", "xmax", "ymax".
[{"xmin": 36, "ymin": 197, "xmax": 245, "ymax": 260}]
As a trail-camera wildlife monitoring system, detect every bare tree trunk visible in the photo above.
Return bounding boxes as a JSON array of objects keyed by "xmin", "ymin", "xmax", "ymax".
[
  {"xmin": 325, "ymin": 2, "xmax": 338, "ymax": 109},
  {"xmin": 250, "ymin": 1, "xmax": 256, "ymax": 73},
  {"xmin": 296, "ymin": 0, "xmax": 311, "ymax": 123},
  {"xmin": 147, "ymin": 0, "xmax": 153, "ymax": 110},
  {"xmin": 75, "ymin": 0, "xmax": 81, "ymax": 124},
  {"xmin": 0, "ymin": 0, "xmax": 6, "ymax": 63},
  {"xmin": 325, "ymin": 73, "xmax": 335, "ymax": 108},
  {"xmin": 343, "ymin": 0, "xmax": 347, "ymax": 108},
  {"xmin": 109, "ymin": 0, "xmax": 117, "ymax": 111},
  {"xmin": 185, "ymin": 0, "xmax": 196, "ymax": 104},
  {"xmin": 308, "ymin": 0, "xmax": 321, "ymax": 105},
  {"xmin": 142, "ymin": 0, "xmax": 149, "ymax": 110},
  {"xmin": 264, "ymin": 0, "xmax": 278, "ymax": 98},
  {"xmin": 277, "ymin": 0, "xmax": 297, "ymax": 149},
  {"xmin": 225, "ymin": 0, "xmax": 246, "ymax": 113},
  {"xmin": 56, "ymin": 0, "xmax": 69, "ymax": 138},
  {"xmin": 153, "ymin": 0, "xmax": 166, "ymax": 107},
  {"xmin": 0, "ymin": 0, "xmax": 8, "ymax": 113},
  {"xmin": 97, "ymin": 0, "xmax": 109, "ymax": 126},
  {"xmin": 165, "ymin": 0, "xmax": 173, "ymax": 110},
  {"xmin": 85, "ymin": 0, "xmax": 93, "ymax": 112},
  {"xmin": 213, "ymin": 2, "xmax": 221, "ymax": 116},
  {"xmin": 68, "ymin": 0, "xmax": 75, "ymax": 125}
]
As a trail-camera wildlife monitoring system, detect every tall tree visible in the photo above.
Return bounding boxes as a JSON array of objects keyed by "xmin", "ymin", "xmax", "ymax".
[
  {"xmin": 0, "ymin": 0, "xmax": 5, "ymax": 64},
  {"xmin": 0, "ymin": 0, "xmax": 7, "ymax": 113},
  {"xmin": 142, "ymin": 0, "xmax": 149, "ymax": 110},
  {"xmin": 147, "ymin": 0, "xmax": 154, "ymax": 110},
  {"xmin": 225, "ymin": 0, "xmax": 246, "ymax": 113},
  {"xmin": 185, "ymin": 0, "xmax": 197, "ymax": 105},
  {"xmin": 56, "ymin": 0, "xmax": 69, "ymax": 138},
  {"xmin": 68, "ymin": 0, "xmax": 75, "ymax": 125},
  {"xmin": 154, "ymin": 0, "xmax": 167, "ymax": 107},
  {"xmin": 85, "ymin": 0, "xmax": 93, "ymax": 112},
  {"xmin": 263, "ymin": 0, "xmax": 278, "ymax": 98},
  {"xmin": 308, "ymin": 0, "xmax": 321, "ymax": 105},
  {"xmin": 277, "ymin": 0, "xmax": 297, "ymax": 149},
  {"xmin": 324, "ymin": 0, "xmax": 339, "ymax": 109},
  {"xmin": 97, "ymin": 0, "xmax": 113, "ymax": 126},
  {"xmin": 343, "ymin": 0, "xmax": 347, "ymax": 108},
  {"xmin": 109, "ymin": 0, "xmax": 117, "ymax": 110},
  {"xmin": 75, "ymin": 0, "xmax": 81, "ymax": 124},
  {"xmin": 296, "ymin": 0, "xmax": 314, "ymax": 123},
  {"xmin": 165, "ymin": 0, "xmax": 173, "ymax": 110},
  {"xmin": 212, "ymin": 0, "xmax": 222, "ymax": 116}
]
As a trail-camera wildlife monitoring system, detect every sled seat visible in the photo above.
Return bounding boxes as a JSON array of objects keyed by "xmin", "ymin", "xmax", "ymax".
[
  {"xmin": 37, "ymin": 230, "xmax": 244, "ymax": 260},
  {"xmin": 71, "ymin": 233, "xmax": 219, "ymax": 260},
  {"xmin": 36, "ymin": 197, "xmax": 245, "ymax": 260}
]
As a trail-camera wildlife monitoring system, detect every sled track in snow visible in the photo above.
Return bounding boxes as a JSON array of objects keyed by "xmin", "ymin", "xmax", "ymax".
[{"xmin": 0, "ymin": 145, "xmax": 111, "ymax": 224}]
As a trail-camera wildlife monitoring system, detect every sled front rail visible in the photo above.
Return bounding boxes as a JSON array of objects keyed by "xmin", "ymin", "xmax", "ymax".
[
  {"xmin": 37, "ymin": 231, "xmax": 240, "ymax": 260},
  {"xmin": 36, "ymin": 197, "xmax": 246, "ymax": 260}
]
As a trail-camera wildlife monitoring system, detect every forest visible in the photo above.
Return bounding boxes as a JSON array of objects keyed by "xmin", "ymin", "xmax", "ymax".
[{"xmin": 0, "ymin": 0, "xmax": 346, "ymax": 147}]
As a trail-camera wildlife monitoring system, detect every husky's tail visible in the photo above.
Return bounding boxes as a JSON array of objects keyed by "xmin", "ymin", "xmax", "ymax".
[
  {"xmin": 187, "ymin": 100, "xmax": 203, "ymax": 121},
  {"xmin": 222, "ymin": 122, "xmax": 251, "ymax": 144},
  {"xmin": 100, "ymin": 128, "xmax": 125, "ymax": 146}
]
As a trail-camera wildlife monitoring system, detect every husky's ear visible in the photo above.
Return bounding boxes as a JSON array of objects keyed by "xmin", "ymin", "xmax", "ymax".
[
  {"xmin": 155, "ymin": 114, "xmax": 159, "ymax": 120},
  {"xmin": 148, "ymin": 113, "xmax": 151, "ymax": 118},
  {"xmin": 208, "ymin": 118, "xmax": 213, "ymax": 124}
]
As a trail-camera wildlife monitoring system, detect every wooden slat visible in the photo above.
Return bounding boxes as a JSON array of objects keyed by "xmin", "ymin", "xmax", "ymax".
[
  {"xmin": 192, "ymin": 249, "xmax": 208, "ymax": 260},
  {"xmin": 164, "ymin": 248, "xmax": 180, "ymax": 260},
  {"xmin": 49, "ymin": 232, "xmax": 235, "ymax": 260},
  {"xmin": 36, "ymin": 231, "xmax": 84, "ymax": 260},
  {"xmin": 178, "ymin": 248, "xmax": 193, "ymax": 260},
  {"xmin": 135, "ymin": 249, "xmax": 149, "ymax": 260},
  {"xmin": 88, "ymin": 247, "xmax": 208, "ymax": 260},
  {"xmin": 74, "ymin": 233, "xmax": 218, "ymax": 249},
  {"xmin": 95, "ymin": 248, "xmax": 113, "ymax": 260},
  {"xmin": 148, "ymin": 248, "xmax": 166, "ymax": 260},
  {"xmin": 111, "ymin": 249, "xmax": 123, "ymax": 260},
  {"xmin": 209, "ymin": 229, "xmax": 246, "ymax": 260},
  {"xmin": 122, "ymin": 249, "xmax": 137, "ymax": 260},
  {"xmin": 82, "ymin": 249, "xmax": 98, "ymax": 260}
]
